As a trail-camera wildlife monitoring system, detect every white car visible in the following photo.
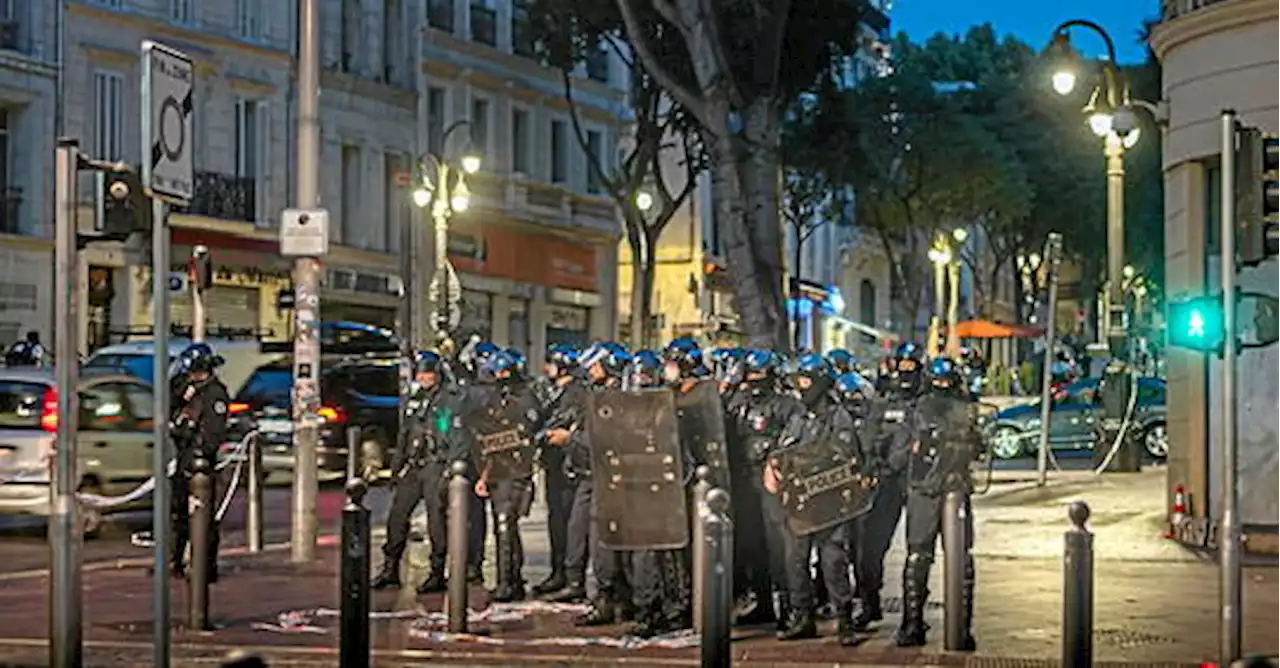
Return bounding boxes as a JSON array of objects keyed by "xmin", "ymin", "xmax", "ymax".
[
  {"xmin": 82, "ymin": 338, "xmax": 284, "ymax": 397},
  {"xmin": 0, "ymin": 369, "xmax": 160, "ymax": 533}
]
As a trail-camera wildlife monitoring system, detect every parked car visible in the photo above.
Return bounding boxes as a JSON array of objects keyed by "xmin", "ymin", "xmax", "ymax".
[
  {"xmin": 225, "ymin": 357, "xmax": 401, "ymax": 480},
  {"xmin": 83, "ymin": 338, "xmax": 282, "ymax": 397},
  {"xmin": 0, "ymin": 369, "xmax": 160, "ymax": 533},
  {"xmin": 981, "ymin": 376, "xmax": 1168, "ymax": 461}
]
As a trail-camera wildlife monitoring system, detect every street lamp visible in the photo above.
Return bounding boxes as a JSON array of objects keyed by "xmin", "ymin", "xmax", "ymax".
[
  {"xmin": 635, "ymin": 190, "xmax": 654, "ymax": 212},
  {"xmin": 927, "ymin": 228, "xmax": 966, "ymax": 358}
]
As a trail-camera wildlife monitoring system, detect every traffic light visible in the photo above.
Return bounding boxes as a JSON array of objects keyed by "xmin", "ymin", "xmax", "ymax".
[
  {"xmin": 96, "ymin": 170, "xmax": 152, "ymax": 236},
  {"xmin": 1167, "ymin": 294, "xmax": 1225, "ymax": 353},
  {"xmin": 1235, "ymin": 127, "xmax": 1278, "ymax": 266}
]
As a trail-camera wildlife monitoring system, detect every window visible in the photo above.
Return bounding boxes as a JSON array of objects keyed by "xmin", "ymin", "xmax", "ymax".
[
  {"xmin": 426, "ymin": 87, "xmax": 446, "ymax": 155},
  {"xmin": 170, "ymin": 0, "xmax": 193, "ymax": 24},
  {"xmin": 0, "ymin": 109, "xmax": 8, "ymax": 193},
  {"xmin": 1204, "ymin": 162, "xmax": 1221, "ymax": 253},
  {"xmin": 93, "ymin": 71, "xmax": 124, "ymax": 161},
  {"xmin": 470, "ymin": 97, "xmax": 489, "ymax": 157},
  {"xmin": 236, "ymin": 0, "xmax": 264, "ymax": 40},
  {"xmin": 511, "ymin": 108, "xmax": 529, "ymax": 174},
  {"xmin": 237, "ymin": 367, "xmax": 293, "ymax": 407},
  {"xmin": 79, "ymin": 384, "xmax": 134, "ymax": 432},
  {"xmin": 859, "ymin": 279, "xmax": 877, "ymax": 326},
  {"xmin": 550, "ymin": 120, "xmax": 567, "ymax": 184},
  {"xmin": 0, "ymin": 380, "xmax": 46, "ymax": 430},
  {"xmin": 341, "ymin": 145, "xmax": 362, "ymax": 244},
  {"xmin": 384, "ymin": 152, "xmax": 407, "ymax": 251},
  {"xmin": 340, "ymin": 0, "xmax": 359, "ymax": 72},
  {"xmin": 585, "ymin": 130, "xmax": 603, "ymax": 194},
  {"xmin": 381, "ymin": 0, "xmax": 402, "ymax": 83},
  {"xmin": 122, "ymin": 384, "xmax": 155, "ymax": 431},
  {"xmin": 234, "ymin": 99, "xmax": 267, "ymax": 222}
]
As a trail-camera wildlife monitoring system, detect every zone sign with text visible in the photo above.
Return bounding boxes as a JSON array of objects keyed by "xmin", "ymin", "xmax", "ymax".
[{"xmin": 141, "ymin": 41, "xmax": 194, "ymax": 203}]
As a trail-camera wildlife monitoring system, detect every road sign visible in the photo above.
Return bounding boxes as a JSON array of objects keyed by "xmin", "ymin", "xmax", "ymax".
[
  {"xmin": 140, "ymin": 41, "xmax": 194, "ymax": 203},
  {"xmin": 280, "ymin": 208, "xmax": 330, "ymax": 257},
  {"xmin": 168, "ymin": 272, "xmax": 186, "ymax": 293}
]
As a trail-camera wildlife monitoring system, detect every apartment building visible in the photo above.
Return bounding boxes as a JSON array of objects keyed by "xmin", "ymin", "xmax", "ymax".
[
  {"xmin": 52, "ymin": 0, "xmax": 623, "ymax": 359},
  {"xmin": 0, "ymin": 0, "xmax": 57, "ymax": 346}
]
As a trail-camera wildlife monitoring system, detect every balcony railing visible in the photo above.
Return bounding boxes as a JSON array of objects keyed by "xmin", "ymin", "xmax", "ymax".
[
  {"xmin": 585, "ymin": 48, "xmax": 609, "ymax": 83},
  {"xmin": 470, "ymin": 4, "xmax": 497, "ymax": 46},
  {"xmin": 177, "ymin": 171, "xmax": 256, "ymax": 223},
  {"xmin": 0, "ymin": 186, "xmax": 21, "ymax": 234},
  {"xmin": 427, "ymin": 0, "xmax": 455, "ymax": 32},
  {"xmin": 1161, "ymin": 0, "xmax": 1230, "ymax": 21}
]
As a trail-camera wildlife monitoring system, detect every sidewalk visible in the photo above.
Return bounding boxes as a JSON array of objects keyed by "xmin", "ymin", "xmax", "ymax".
[{"xmin": 0, "ymin": 471, "xmax": 1274, "ymax": 667}]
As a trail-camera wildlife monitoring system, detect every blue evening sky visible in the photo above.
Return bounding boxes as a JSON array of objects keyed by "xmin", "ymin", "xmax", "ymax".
[{"xmin": 887, "ymin": 0, "xmax": 1160, "ymax": 64}]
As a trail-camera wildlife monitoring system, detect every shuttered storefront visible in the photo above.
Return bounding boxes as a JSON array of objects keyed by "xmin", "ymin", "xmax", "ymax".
[{"xmin": 171, "ymin": 286, "xmax": 261, "ymax": 332}]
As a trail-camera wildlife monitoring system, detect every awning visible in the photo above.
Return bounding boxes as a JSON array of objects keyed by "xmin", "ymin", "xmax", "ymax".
[{"xmin": 953, "ymin": 319, "xmax": 1044, "ymax": 339}]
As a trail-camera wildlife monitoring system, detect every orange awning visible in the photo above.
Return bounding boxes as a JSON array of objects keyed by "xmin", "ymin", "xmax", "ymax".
[{"xmin": 953, "ymin": 319, "xmax": 1044, "ymax": 339}]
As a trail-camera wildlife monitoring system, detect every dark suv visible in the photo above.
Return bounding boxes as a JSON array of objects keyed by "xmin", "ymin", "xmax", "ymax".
[{"xmin": 226, "ymin": 357, "xmax": 402, "ymax": 479}]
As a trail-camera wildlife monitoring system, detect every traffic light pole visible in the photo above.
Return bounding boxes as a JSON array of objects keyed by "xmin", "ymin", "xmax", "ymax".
[{"xmin": 1217, "ymin": 109, "xmax": 1242, "ymax": 665}]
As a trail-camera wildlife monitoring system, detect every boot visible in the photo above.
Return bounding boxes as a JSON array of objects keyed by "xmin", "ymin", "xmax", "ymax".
[
  {"xmin": 777, "ymin": 609, "xmax": 817, "ymax": 641},
  {"xmin": 491, "ymin": 581, "xmax": 525, "ymax": 603},
  {"xmin": 851, "ymin": 590, "xmax": 882, "ymax": 631},
  {"xmin": 415, "ymin": 570, "xmax": 446, "ymax": 594},
  {"xmin": 545, "ymin": 581, "xmax": 587, "ymax": 603},
  {"xmin": 774, "ymin": 592, "xmax": 791, "ymax": 633},
  {"xmin": 574, "ymin": 598, "xmax": 617, "ymax": 626},
  {"xmin": 371, "ymin": 562, "xmax": 401, "ymax": 590},
  {"xmin": 837, "ymin": 602, "xmax": 862, "ymax": 647},
  {"xmin": 466, "ymin": 564, "xmax": 484, "ymax": 585},
  {"xmin": 894, "ymin": 552, "xmax": 930, "ymax": 647},
  {"xmin": 531, "ymin": 571, "xmax": 567, "ymax": 596},
  {"xmin": 736, "ymin": 588, "xmax": 777, "ymax": 625},
  {"xmin": 959, "ymin": 557, "xmax": 977, "ymax": 651}
]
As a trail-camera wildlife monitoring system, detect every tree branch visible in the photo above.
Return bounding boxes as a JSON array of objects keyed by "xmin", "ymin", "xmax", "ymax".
[
  {"xmin": 561, "ymin": 69, "xmax": 622, "ymax": 199},
  {"xmin": 615, "ymin": 0, "xmax": 709, "ymax": 125}
]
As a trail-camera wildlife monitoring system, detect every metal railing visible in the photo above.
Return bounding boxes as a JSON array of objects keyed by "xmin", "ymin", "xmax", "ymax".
[
  {"xmin": 470, "ymin": 4, "xmax": 496, "ymax": 46},
  {"xmin": 176, "ymin": 171, "xmax": 256, "ymax": 223},
  {"xmin": 0, "ymin": 186, "xmax": 21, "ymax": 234},
  {"xmin": 1161, "ymin": 0, "xmax": 1231, "ymax": 21}
]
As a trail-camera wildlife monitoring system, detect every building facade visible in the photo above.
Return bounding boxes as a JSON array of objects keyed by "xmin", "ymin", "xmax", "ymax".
[
  {"xmin": 1150, "ymin": 0, "xmax": 1278, "ymax": 539},
  {"xmin": 41, "ymin": 0, "xmax": 623, "ymax": 362}
]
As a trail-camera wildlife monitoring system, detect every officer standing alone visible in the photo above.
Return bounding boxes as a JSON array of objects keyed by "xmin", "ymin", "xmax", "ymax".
[{"xmin": 169, "ymin": 343, "xmax": 230, "ymax": 581}]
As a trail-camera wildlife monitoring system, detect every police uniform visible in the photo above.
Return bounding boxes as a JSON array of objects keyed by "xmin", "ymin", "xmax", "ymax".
[
  {"xmin": 169, "ymin": 368, "xmax": 230, "ymax": 580},
  {"xmin": 850, "ymin": 395, "xmax": 912, "ymax": 628},
  {"xmin": 896, "ymin": 359, "xmax": 979, "ymax": 649},
  {"xmin": 372, "ymin": 379, "xmax": 468, "ymax": 591},
  {"xmin": 530, "ymin": 370, "xmax": 578, "ymax": 596}
]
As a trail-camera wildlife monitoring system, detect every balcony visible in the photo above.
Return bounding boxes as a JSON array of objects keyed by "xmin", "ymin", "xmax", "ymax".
[
  {"xmin": 470, "ymin": 4, "xmax": 497, "ymax": 47},
  {"xmin": 585, "ymin": 48, "xmax": 609, "ymax": 83},
  {"xmin": 177, "ymin": 171, "xmax": 256, "ymax": 223},
  {"xmin": 1161, "ymin": 0, "xmax": 1230, "ymax": 21},
  {"xmin": 0, "ymin": 186, "xmax": 20, "ymax": 234},
  {"xmin": 427, "ymin": 0, "xmax": 455, "ymax": 33}
]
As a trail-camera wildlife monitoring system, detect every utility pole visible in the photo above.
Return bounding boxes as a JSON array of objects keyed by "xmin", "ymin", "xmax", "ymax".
[
  {"xmin": 1217, "ymin": 109, "xmax": 1242, "ymax": 665},
  {"xmin": 291, "ymin": 0, "xmax": 322, "ymax": 563},
  {"xmin": 1103, "ymin": 138, "xmax": 1127, "ymax": 354},
  {"xmin": 1036, "ymin": 232, "xmax": 1064, "ymax": 487}
]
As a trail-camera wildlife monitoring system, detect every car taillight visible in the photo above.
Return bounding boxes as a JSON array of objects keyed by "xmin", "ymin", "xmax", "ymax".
[
  {"xmin": 40, "ymin": 388, "xmax": 58, "ymax": 433},
  {"xmin": 317, "ymin": 405, "xmax": 346, "ymax": 424},
  {"xmin": 228, "ymin": 402, "xmax": 251, "ymax": 415}
]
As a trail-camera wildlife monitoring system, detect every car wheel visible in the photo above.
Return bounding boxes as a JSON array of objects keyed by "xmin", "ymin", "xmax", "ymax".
[
  {"xmin": 359, "ymin": 436, "xmax": 385, "ymax": 482},
  {"xmin": 989, "ymin": 426, "xmax": 1026, "ymax": 460},
  {"xmin": 1142, "ymin": 423, "xmax": 1169, "ymax": 460}
]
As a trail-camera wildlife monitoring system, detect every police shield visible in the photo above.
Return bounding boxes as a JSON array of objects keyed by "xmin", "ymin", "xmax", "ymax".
[
  {"xmin": 910, "ymin": 395, "xmax": 980, "ymax": 491},
  {"xmin": 471, "ymin": 393, "xmax": 540, "ymax": 481},
  {"xmin": 587, "ymin": 387, "xmax": 690, "ymax": 551},
  {"xmin": 673, "ymin": 379, "xmax": 731, "ymax": 490},
  {"xmin": 777, "ymin": 431, "xmax": 876, "ymax": 536}
]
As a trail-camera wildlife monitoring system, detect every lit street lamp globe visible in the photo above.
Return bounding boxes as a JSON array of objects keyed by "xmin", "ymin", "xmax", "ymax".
[
  {"xmin": 1052, "ymin": 70, "xmax": 1077, "ymax": 96},
  {"xmin": 952, "ymin": 228, "xmax": 969, "ymax": 243},
  {"xmin": 927, "ymin": 247, "xmax": 952, "ymax": 266},
  {"xmin": 451, "ymin": 193, "xmax": 470, "ymax": 212},
  {"xmin": 461, "ymin": 153, "xmax": 482, "ymax": 175},
  {"xmin": 1088, "ymin": 111, "xmax": 1114, "ymax": 137},
  {"xmin": 412, "ymin": 187, "xmax": 433, "ymax": 208},
  {"xmin": 635, "ymin": 191, "xmax": 654, "ymax": 211}
]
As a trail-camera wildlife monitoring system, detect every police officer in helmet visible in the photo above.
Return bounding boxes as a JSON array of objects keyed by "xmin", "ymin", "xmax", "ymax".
[
  {"xmin": 897, "ymin": 356, "xmax": 979, "ymax": 649},
  {"xmin": 530, "ymin": 344, "xmax": 580, "ymax": 597},
  {"xmin": 169, "ymin": 343, "xmax": 230, "ymax": 580},
  {"xmin": 4, "ymin": 331, "xmax": 46, "ymax": 367},
  {"xmin": 372, "ymin": 350, "xmax": 471, "ymax": 592},
  {"xmin": 826, "ymin": 349, "xmax": 856, "ymax": 377}
]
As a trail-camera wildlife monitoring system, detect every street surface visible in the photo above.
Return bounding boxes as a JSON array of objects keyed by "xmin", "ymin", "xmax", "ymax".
[{"xmin": 0, "ymin": 460, "xmax": 1275, "ymax": 666}]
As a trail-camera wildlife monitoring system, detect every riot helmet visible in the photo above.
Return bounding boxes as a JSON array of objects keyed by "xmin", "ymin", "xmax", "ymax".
[
  {"xmin": 741, "ymin": 349, "xmax": 781, "ymax": 383},
  {"xmin": 544, "ymin": 344, "xmax": 579, "ymax": 379},
  {"xmin": 176, "ymin": 342, "xmax": 224, "ymax": 378},
  {"xmin": 480, "ymin": 349, "xmax": 520, "ymax": 385},
  {"xmin": 630, "ymin": 350, "xmax": 664, "ymax": 388},
  {"xmin": 708, "ymin": 347, "xmax": 744, "ymax": 378},
  {"xmin": 927, "ymin": 356, "xmax": 961, "ymax": 394},
  {"xmin": 826, "ymin": 348, "xmax": 856, "ymax": 375},
  {"xmin": 835, "ymin": 371, "xmax": 871, "ymax": 407},
  {"xmin": 505, "ymin": 348, "xmax": 528, "ymax": 379},
  {"xmin": 790, "ymin": 352, "xmax": 834, "ymax": 407},
  {"xmin": 662, "ymin": 336, "xmax": 708, "ymax": 383},
  {"xmin": 411, "ymin": 350, "xmax": 443, "ymax": 390},
  {"xmin": 580, "ymin": 342, "xmax": 631, "ymax": 385},
  {"xmin": 892, "ymin": 340, "xmax": 926, "ymax": 393}
]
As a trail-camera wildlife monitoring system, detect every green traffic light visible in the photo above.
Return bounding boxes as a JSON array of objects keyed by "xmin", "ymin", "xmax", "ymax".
[
  {"xmin": 1168, "ymin": 295, "xmax": 1225, "ymax": 352},
  {"xmin": 1188, "ymin": 310, "xmax": 1206, "ymax": 337}
]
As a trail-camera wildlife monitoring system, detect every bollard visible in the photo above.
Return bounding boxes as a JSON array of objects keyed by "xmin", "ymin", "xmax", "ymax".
[
  {"xmin": 346, "ymin": 425, "xmax": 363, "ymax": 482},
  {"xmin": 942, "ymin": 489, "xmax": 968, "ymax": 651},
  {"xmin": 245, "ymin": 433, "xmax": 264, "ymax": 554},
  {"xmin": 188, "ymin": 456, "xmax": 214, "ymax": 631},
  {"xmin": 446, "ymin": 461, "xmax": 471, "ymax": 633},
  {"xmin": 1062, "ymin": 501, "xmax": 1093, "ymax": 668},
  {"xmin": 690, "ymin": 465, "xmax": 712, "ymax": 634},
  {"xmin": 700, "ymin": 488, "xmax": 733, "ymax": 668},
  {"xmin": 339, "ymin": 478, "xmax": 371, "ymax": 668}
]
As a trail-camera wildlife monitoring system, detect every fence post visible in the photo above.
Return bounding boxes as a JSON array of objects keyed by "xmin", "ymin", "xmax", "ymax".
[
  {"xmin": 346, "ymin": 425, "xmax": 363, "ymax": 481},
  {"xmin": 446, "ymin": 461, "xmax": 471, "ymax": 633},
  {"xmin": 942, "ymin": 489, "xmax": 968, "ymax": 650},
  {"xmin": 188, "ymin": 456, "xmax": 214, "ymax": 631},
  {"xmin": 700, "ymin": 488, "xmax": 733, "ymax": 668},
  {"xmin": 245, "ymin": 433, "xmax": 264, "ymax": 554},
  {"xmin": 1062, "ymin": 501, "xmax": 1093, "ymax": 668},
  {"xmin": 339, "ymin": 478, "xmax": 371, "ymax": 668},
  {"xmin": 690, "ymin": 464, "xmax": 712, "ymax": 634}
]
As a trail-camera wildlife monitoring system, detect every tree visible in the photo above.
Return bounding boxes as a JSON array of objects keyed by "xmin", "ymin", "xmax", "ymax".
[
  {"xmin": 526, "ymin": 0, "xmax": 705, "ymax": 349},
  {"xmin": 607, "ymin": 0, "xmax": 870, "ymax": 350}
]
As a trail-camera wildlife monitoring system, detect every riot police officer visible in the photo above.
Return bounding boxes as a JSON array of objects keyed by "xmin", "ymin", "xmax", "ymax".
[
  {"xmin": 4, "ymin": 331, "xmax": 46, "ymax": 367},
  {"xmin": 850, "ymin": 341, "xmax": 924, "ymax": 630},
  {"xmin": 529, "ymin": 344, "xmax": 579, "ymax": 596},
  {"xmin": 472, "ymin": 351, "xmax": 540, "ymax": 602},
  {"xmin": 709, "ymin": 346, "xmax": 744, "ymax": 396},
  {"xmin": 169, "ymin": 343, "xmax": 230, "ymax": 580},
  {"xmin": 765, "ymin": 353, "xmax": 861, "ymax": 645},
  {"xmin": 826, "ymin": 349, "xmax": 856, "ymax": 377},
  {"xmin": 372, "ymin": 350, "xmax": 471, "ymax": 592},
  {"xmin": 896, "ymin": 356, "xmax": 979, "ymax": 649}
]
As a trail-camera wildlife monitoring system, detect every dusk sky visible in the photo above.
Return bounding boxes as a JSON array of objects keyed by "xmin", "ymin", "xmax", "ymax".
[{"xmin": 888, "ymin": 0, "xmax": 1160, "ymax": 64}]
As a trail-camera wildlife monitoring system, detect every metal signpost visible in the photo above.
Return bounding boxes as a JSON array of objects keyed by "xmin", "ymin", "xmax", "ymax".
[
  {"xmin": 1218, "ymin": 109, "xmax": 1242, "ymax": 665},
  {"xmin": 1036, "ymin": 232, "xmax": 1064, "ymax": 486},
  {"xmin": 288, "ymin": 0, "xmax": 324, "ymax": 565},
  {"xmin": 141, "ymin": 39, "xmax": 194, "ymax": 668}
]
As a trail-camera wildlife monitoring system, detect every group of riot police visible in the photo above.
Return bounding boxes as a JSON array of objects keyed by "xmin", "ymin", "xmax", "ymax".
[{"xmin": 367, "ymin": 334, "xmax": 984, "ymax": 648}]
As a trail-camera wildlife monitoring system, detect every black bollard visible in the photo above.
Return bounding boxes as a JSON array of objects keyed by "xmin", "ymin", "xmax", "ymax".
[
  {"xmin": 700, "ymin": 488, "xmax": 733, "ymax": 668},
  {"xmin": 690, "ymin": 465, "xmax": 712, "ymax": 634},
  {"xmin": 339, "ymin": 478, "xmax": 371, "ymax": 668},
  {"xmin": 188, "ymin": 456, "xmax": 214, "ymax": 631},
  {"xmin": 346, "ymin": 425, "xmax": 363, "ymax": 482},
  {"xmin": 245, "ymin": 433, "xmax": 264, "ymax": 554},
  {"xmin": 1062, "ymin": 501, "xmax": 1093, "ymax": 668},
  {"xmin": 942, "ymin": 489, "xmax": 968, "ymax": 650},
  {"xmin": 446, "ymin": 461, "xmax": 471, "ymax": 633}
]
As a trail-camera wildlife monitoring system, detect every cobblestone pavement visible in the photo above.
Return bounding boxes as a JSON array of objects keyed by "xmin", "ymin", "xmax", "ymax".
[{"xmin": 0, "ymin": 469, "xmax": 1275, "ymax": 666}]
